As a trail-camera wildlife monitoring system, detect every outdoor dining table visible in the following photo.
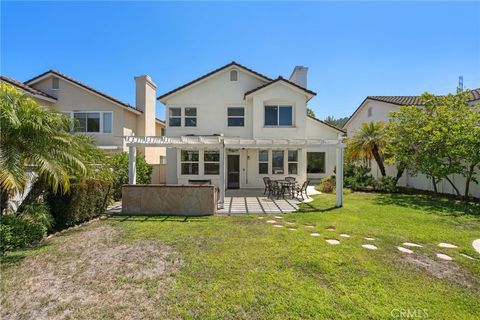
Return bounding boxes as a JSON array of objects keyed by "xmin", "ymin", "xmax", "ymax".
[{"xmin": 271, "ymin": 179, "xmax": 297, "ymax": 198}]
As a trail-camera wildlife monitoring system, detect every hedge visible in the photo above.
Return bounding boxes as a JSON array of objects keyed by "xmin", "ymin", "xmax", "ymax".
[{"xmin": 46, "ymin": 179, "xmax": 111, "ymax": 229}]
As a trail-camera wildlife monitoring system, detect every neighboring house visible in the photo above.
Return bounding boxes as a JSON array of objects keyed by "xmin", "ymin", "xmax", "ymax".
[
  {"xmin": 343, "ymin": 89, "xmax": 480, "ymax": 197},
  {"xmin": 157, "ymin": 61, "xmax": 345, "ymax": 190},
  {"xmin": 1, "ymin": 72, "xmax": 166, "ymax": 183}
]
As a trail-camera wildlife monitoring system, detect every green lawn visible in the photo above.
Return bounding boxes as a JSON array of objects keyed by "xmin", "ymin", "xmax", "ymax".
[{"xmin": 2, "ymin": 193, "xmax": 480, "ymax": 319}]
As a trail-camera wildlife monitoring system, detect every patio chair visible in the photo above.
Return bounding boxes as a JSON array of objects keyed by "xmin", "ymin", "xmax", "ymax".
[
  {"xmin": 262, "ymin": 177, "xmax": 271, "ymax": 195},
  {"xmin": 285, "ymin": 177, "xmax": 296, "ymax": 197},
  {"xmin": 267, "ymin": 180, "xmax": 282, "ymax": 199},
  {"xmin": 294, "ymin": 180, "xmax": 310, "ymax": 200}
]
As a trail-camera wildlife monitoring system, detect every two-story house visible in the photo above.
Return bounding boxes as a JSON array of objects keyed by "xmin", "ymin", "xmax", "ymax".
[
  {"xmin": 1, "ymin": 71, "xmax": 166, "ymax": 183},
  {"xmin": 156, "ymin": 61, "xmax": 345, "ymax": 192}
]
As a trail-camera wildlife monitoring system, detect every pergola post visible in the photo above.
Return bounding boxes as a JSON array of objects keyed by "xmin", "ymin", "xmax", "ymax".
[
  {"xmin": 128, "ymin": 146, "xmax": 137, "ymax": 184},
  {"xmin": 218, "ymin": 145, "xmax": 225, "ymax": 208},
  {"xmin": 335, "ymin": 144, "xmax": 344, "ymax": 207}
]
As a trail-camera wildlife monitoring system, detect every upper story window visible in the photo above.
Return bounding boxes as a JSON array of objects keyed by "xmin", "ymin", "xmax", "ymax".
[
  {"xmin": 185, "ymin": 107, "xmax": 197, "ymax": 127},
  {"xmin": 52, "ymin": 78, "xmax": 59, "ymax": 90},
  {"xmin": 230, "ymin": 70, "xmax": 238, "ymax": 81},
  {"xmin": 72, "ymin": 111, "xmax": 112, "ymax": 134},
  {"xmin": 227, "ymin": 107, "xmax": 245, "ymax": 127},
  {"xmin": 169, "ymin": 108, "xmax": 181, "ymax": 127},
  {"xmin": 367, "ymin": 107, "xmax": 373, "ymax": 117},
  {"xmin": 264, "ymin": 105, "xmax": 293, "ymax": 126}
]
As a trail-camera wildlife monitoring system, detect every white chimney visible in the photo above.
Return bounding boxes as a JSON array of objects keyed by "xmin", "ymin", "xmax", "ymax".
[
  {"xmin": 289, "ymin": 66, "xmax": 308, "ymax": 88},
  {"xmin": 135, "ymin": 75, "xmax": 156, "ymax": 137}
]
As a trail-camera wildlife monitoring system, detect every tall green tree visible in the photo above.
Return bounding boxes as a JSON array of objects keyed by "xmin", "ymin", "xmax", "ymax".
[
  {"xmin": 346, "ymin": 122, "xmax": 387, "ymax": 177},
  {"xmin": 387, "ymin": 90, "xmax": 480, "ymax": 197},
  {"xmin": 307, "ymin": 108, "xmax": 316, "ymax": 118},
  {"xmin": 0, "ymin": 83, "xmax": 110, "ymax": 212},
  {"xmin": 324, "ymin": 115, "xmax": 349, "ymax": 128}
]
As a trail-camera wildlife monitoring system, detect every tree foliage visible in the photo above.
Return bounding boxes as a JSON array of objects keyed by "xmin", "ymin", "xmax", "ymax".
[
  {"xmin": 346, "ymin": 122, "xmax": 387, "ymax": 177},
  {"xmin": 0, "ymin": 83, "xmax": 112, "ymax": 211},
  {"xmin": 107, "ymin": 152, "xmax": 152, "ymax": 200},
  {"xmin": 386, "ymin": 90, "xmax": 480, "ymax": 197},
  {"xmin": 324, "ymin": 116, "xmax": 349, "ymax": 128},
  {"xmin": 307, "ymin": 108, "xmax": 316, "ymax": 118}
]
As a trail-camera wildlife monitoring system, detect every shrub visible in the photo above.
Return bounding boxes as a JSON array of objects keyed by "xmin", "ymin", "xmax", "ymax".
[
  {"xmin": 0, "ymin": 202, "xmax": 53, "ymax": 253},
  {"xmin": 375, "ymin": 176, "xmax": 398, "ymax": 193},
  {"xmin": 344, "ymin": 163, "xmax": 376, "ymax": 191},
  {"xmin": 107, "ymin": 152, "xmax": 152, "ymax": 200},
  {"xmin": 319, "ymin": 177, "xmax": 335, "ymax": 193},
  {"xmin": 47, "ymin": 179, "xmax": 111, "ymax": 229}
]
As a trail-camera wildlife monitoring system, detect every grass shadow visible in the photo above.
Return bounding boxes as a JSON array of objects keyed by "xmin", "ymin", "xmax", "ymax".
[{"xmin": 373, "ymin": 193, "xmax": 480, "ymax": 217}]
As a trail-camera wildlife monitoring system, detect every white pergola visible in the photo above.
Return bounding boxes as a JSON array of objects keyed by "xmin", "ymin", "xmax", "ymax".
[{"xmin": 124, "ymin": 135, "xmax": 345, "ymax": 207}]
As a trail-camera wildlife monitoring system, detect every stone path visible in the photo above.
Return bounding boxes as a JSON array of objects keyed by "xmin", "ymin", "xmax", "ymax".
[{"xmin": 263, "ymin": 219, "xmax": 477, "ymax": 261}]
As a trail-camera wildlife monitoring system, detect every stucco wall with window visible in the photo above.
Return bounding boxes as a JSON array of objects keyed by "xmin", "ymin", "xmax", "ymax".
[
  {"xmin": 31, "ymin": 77, "xmax": 136, "ymax": 150},
  {"xmin": 163, "ymin": 67, "xmax": 266, "ymax": 138}
]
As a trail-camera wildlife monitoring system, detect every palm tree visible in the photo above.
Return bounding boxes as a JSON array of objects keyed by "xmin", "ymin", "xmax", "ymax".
[
  {"xmin": 0, "ymin": 83, "xmax": 97, "ymax": 212},
  {"xmin": 346, "ymin": 122, "xmax": 387, "ymax": 177}
]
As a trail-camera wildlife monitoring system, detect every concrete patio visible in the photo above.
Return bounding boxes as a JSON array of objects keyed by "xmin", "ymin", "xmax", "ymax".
[{"xmin": 217, "ymin": 186, "xmax": 320, "ymax": 215}]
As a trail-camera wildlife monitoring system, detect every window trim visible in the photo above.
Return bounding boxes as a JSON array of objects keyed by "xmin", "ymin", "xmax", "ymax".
[
  {"xmin": 169, "ymin": 107, "xmax": 182, "ymax": 127},
  {"xmin": 264, "ymin": 105, "xmax": 293, "ymax": 127},
  {"xmin": 68, "ymin": 111, "xmax": 113, "ymax": 134},
  {"xmin": 180, "ymin": 149, "xmax": 200, "ymax": 176},
  {"xmin": 184, "ymin": 107, "xmax": 197, "ymax": 127},
  {"xmin": 230, "ymin": 69, "xmax": 238, "ymax": 82},
  {"xmin": 227, "ymin": 107, "xmax": 245, "ymax": 127},
  {"xmin": 203, "ymin": 150, "xmax": 220, "ymax": 175},
  {"xmin": 271, "ymin": 150, "xmax": 285, "ymax": 175},
  {"xmin": 288, "ymin": 150, "xmax": 299, "ymax": 175}
]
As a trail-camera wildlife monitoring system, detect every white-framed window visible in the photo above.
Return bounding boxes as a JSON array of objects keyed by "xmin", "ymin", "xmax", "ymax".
[
  {"xmin": 258, "ymin": 150, "xmax": 268, "ymax": 174},
  {"xmin": 181, "ymin": 150, "xmax": 199, "ymax": 175},
  {"xmin": 272, "ymin": 150, "xmax": 284, "ymax": 174},
  {"xmin": 71, "ymin": 111, "xmax": 113, "ymax": 134},
  {"xmin": 52, "ymin": 78, "xmax": 59, "ymax": 90},
  {"xmin": 204, "ymin": 150, "xmax": 220, "ymax": 175},
  {"xmin": 288, "ymin": 150, "xmax": 298, "ymax": 174},
  {"xmin": 185, "ymin": 107, "xmax": 197, "ymax": 127},
  {"xmin": 169, "ymin": 108, "xmax": 181, "ymax": 127},
  {"xmin": 227, "ymin": 107, "xmax": 244, "ymax": 127},
  {"xmin": 265, "ymin": 105, "xmax": 293, "ymax": 126},
  {"xmin": 230, "ymin": 70, "xmax": 238, "ymax": 81},
  {"xmin": 307, "ymin": 152, "xmax": 326, "ymax": 174}
]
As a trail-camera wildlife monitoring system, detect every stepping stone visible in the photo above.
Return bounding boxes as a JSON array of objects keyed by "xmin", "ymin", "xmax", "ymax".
[
  {"xmin": 460, "ymin": 253, "xmax": 475, "ymax": 260},
  {"xmin": 273, "ymin": 224, "xmax": 284, "ymax": 228},
  {"xmin": 310, "ymin": 233, "xmax": 321, "ymax": 237},
  {"xmin": 364, "ymin": 237, "xmax": 375, "ymax": 241},
  {"xmin": 325, "ymin": 239, "xmax": 340, "ymax": 245},
  {"xmin": 266, "ymin": 220, "xmax": 276, "ymax": 223},
  {"xmin": 326, "ymin": 226, "xmax": 336, "ymax": 231},
  {"xmin": 339, "ymin": 234, "xmax": 350, "ymax": 238},
  {"xmin": 288, "ymin": 228, "xmax": 297, "ymax": 231},
  {"xmin": 436, "ymin": 253, "xmax": 453, "ymax": 261},
  {"xmin": 305, "ymin": 225, "xmax": 315, "ymax": 229},
  {"xmin": 397, "ymin": 246, "xmax": 413, "ymax": 254},
  {"xmin": 403, "ymin": 242, "xmax": 422, "ymax": 248},
  {"xmin": 257, "ymin": 217, "xmax": 264, "ymax": 219},
  {"xmin": 438, "ymin": 243, "xmax": 458, "ymax": 249},
  {"xmin": 472, "ymin": 239, "xmax": 480, "ymax": 254},
  {"xmin": 274, "ymin": 216, "xmax": 283, "ymax": 219},
  {"xmin": 362, "ymin": 244, "xmax": 378, "ymax": 250},
  {"xmin": 286, "ymin": 222, "xmax": 295, "ymax": 225}
]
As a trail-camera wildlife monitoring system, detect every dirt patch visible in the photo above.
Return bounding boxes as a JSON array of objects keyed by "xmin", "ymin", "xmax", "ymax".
[
  {"xmin": 401, "ymin": 254, "xmax": 480, "ymax": 288},
  {"xmin": 1, "ymin": 222, "xmax": 183, "ymax": 320}
]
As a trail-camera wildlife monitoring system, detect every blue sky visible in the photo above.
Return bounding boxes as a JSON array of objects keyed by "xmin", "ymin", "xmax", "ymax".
[{"xmin": 2, "ymin": 1, "xmax": 479, "ymax": 120}]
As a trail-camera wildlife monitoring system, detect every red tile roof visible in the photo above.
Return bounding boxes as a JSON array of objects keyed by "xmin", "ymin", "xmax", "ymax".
[{"xmin": 0, "ymin": 75, "xmax": 57, "ymax": 100}]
